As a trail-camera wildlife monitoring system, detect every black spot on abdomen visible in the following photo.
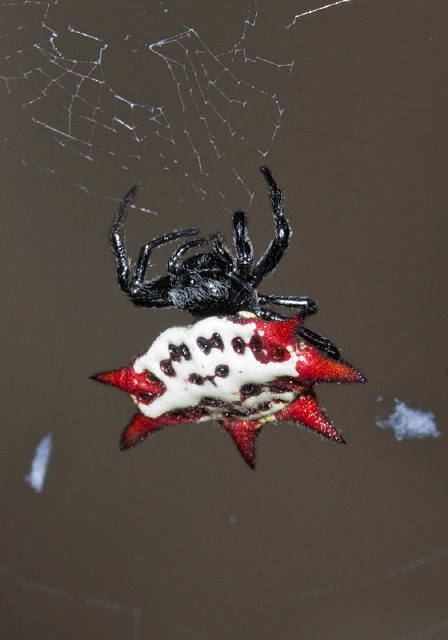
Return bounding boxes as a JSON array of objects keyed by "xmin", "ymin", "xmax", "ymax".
[
  {"xmin": 249, "ymin": 335, "xmax": 262, "ymax": 353},
  {"xmin": 168, "ymin": 343, "xmax": 191, "ymax": 361},
  {"xmin": 196, "ymin": 333, "xmax": 224, "ymax": 355},
  {"xmin": 240, "ymin": 383, "xmax": 263, "ymax": 398},
  {"xmin": 160, "ymin": 360, "xmax": 176, "ymax": 377},
  {"xmin": 231, "ymin": 337, "xmax": 245, "ymax": 354},
  {"xmin": 189, "ymin": 373, "xmax": 205, "ymax": 385},
  {"xmin": 199, "ymin": 397, "xmax": 225, "ymax": 407},
  {"xmin": 215, "ymin": 365, "xmax": 229, "ymax": 378}
]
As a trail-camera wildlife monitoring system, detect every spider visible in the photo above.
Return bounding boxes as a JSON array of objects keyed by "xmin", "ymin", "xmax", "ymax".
[
  {"xmin": 110, "ymin": 166, "xmax": 340, "ymax": 359},
  {"xmin": 94, "ymin": 168, "xmax": 365, "ymax": 468}
]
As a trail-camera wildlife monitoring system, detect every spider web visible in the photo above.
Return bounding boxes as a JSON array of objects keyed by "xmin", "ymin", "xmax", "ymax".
[{"xmin": 0, "ymin": 0, "xmax": 349, "ymax": 208}]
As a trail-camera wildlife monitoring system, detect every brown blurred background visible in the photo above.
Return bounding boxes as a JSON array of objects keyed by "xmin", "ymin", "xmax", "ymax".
[{"xmin": 1, "ymin": 1, "xmax": 447, "ymax": 638}]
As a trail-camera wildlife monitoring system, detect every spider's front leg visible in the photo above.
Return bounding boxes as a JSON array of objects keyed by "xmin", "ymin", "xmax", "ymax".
[
  {"xmin": 251, "ymin": 166, "xmax": 291, "ymax": 287},
  {"xmin": 110, "ymin": 185, "xmax": 199, "ymax": 307},
  {"xmin": 233, "ymin": 210, "xmax": 254, "ymax": 279},
  {"xmin": 110, "ymin": 185, "xmax": 143, "ymax": 291}
]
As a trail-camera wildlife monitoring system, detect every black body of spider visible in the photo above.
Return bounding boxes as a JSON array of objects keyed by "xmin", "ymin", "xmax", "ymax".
[{"xmin": 110, "ymin": 166, "xmax": 340, "ymax": 359}]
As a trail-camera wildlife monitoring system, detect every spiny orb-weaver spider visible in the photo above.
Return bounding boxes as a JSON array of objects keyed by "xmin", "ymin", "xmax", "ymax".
[{"xmin": 93, "ymin": 167, "xmax": 365, "ymax": 468}]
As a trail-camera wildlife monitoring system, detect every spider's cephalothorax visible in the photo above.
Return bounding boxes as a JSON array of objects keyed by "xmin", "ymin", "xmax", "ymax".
[
  {"xmin": 94, "ymin": 168, "xmax": 365, "ymax": 468},
  {"xmin": 110, "ymin": 166, "xmax": 338, "ymax": 358}
]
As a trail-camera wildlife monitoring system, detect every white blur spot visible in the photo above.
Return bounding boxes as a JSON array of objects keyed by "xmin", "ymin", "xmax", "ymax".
[
  {"xmin": 376, "ymin": 399, "xmax": 440, "ymax": 441},
  {"xmin": 25, "ymin": 433, "xmax": 53, "ymax": 493},
  {"xmin": 229, "ymin": 515, "xmax": 237, "ymax": 524}
]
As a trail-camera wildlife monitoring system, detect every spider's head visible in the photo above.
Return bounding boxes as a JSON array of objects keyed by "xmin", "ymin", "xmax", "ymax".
[{"xmin": 168, "ymin": 251, "xmax": 255, "ymax": 318}]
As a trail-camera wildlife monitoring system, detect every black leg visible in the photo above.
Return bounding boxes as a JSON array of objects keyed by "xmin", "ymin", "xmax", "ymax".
[
  {"xmin": 110, "ymin": 185, "xmax": 199, "ymax": 295},
  {"xmin": 135, "ymin": 229, "xmax": 200, "ymax": 284},
  {"xmin": 110, "ymin": 185, "xmax": 143, "ymax": 292},
  {"xmin": 233, "ymin": 210, "xmax": 253, "ymax": 279},
  {"xmin": 167, "ymin": 237, "xmax": 208, "ymax": 274},
  {"xmin": 255, "ymin": 304, "xmax": 340, "ymax": 360},
  {"xmin": 258, "ymin": 294, "xmax": 317, "ymax": 316},
  {"xmin": 255, "ymin": 308, "xmax": 287, "ymax": 321},
  {"xmin": 211, "ymin": 233, "xmax": 234, "ymax": 269},
  {"xmin": 298, "ymin": 327, "xmax": 341, "ymax": 360},
  {"xmin": 251, "ymin": 167, "xmax": 291, "ymax": 286}
]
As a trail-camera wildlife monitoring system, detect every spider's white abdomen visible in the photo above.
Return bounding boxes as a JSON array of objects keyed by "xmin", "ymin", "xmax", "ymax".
[{"xmin": 133, "ymin": 316, "xmax": 301, "ymax": 422}]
